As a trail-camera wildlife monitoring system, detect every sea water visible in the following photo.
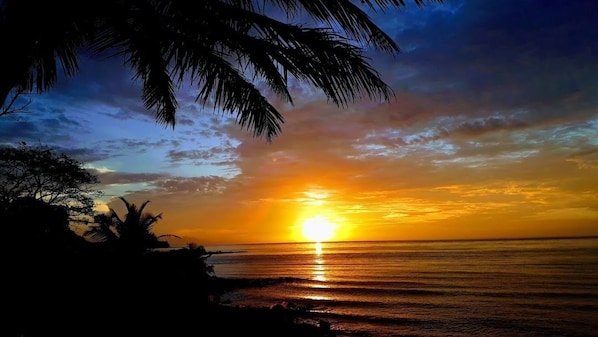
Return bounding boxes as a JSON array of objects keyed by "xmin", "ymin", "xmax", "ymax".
[{"xmin": 206, "ymin": 237, "xmax": 598, "ymax": 337}]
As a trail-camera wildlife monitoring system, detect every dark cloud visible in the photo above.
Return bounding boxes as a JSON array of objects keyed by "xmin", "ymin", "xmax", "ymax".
[
  {"xmin": 52, "ymin": 55, "xmax": 141, "ymax": 105},
  {"xmin": 381, "ymin": 0, "xmax": 597, "ymax": 121},
  {"xmin": 566, "ymin": 148, "xmax": 598, "ymax": 170},
  {"xmin": 0, "ymin": 110, "xmax": 84, "ymax": 145},
  {"xmin": 167, "ymin": 146, "xmax": 237, "ymax": 164},
  {"xmin": 36, "ymin": 55, "xmax": 161, "ymax": 123},
  {"xmin": 153, "ymin": 176, "xmax": 228, "ymax": 193},
  {"xmin": 0, "ymin": 119, "xmax": 40, "ymax": 142},
  {"xmin": 38, "ymin": 115, "xmax": 82, "ymax": 134},
  {"xmin": 99, "ymin": 107, "xmax": 151, "ymax": 122},
  {"xmin": 168, "ymin": 149, "xmax": 213, "ymax": 162},
  {"xmin": 96, "ymin": 171, "xmax": 168, "ymax": 185},
  {"xmin": 56, "ymin": 146, "xmax": 114, "ymax": 163},
  {"xmin": 98, "ymin": 138, "xmax": 177, "ymax": 157},
  {"xmin": 176, "ymin": 116, "xmax": 195, "ymax": 127}
]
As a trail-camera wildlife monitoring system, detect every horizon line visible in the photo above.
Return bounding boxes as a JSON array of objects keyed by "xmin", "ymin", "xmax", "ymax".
[{"xmin": 200, "ymin": 234, "xmax": 598, "ymax": 247}]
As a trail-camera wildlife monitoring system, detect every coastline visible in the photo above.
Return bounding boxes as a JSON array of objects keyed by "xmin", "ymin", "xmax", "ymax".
[
  {"xmin": 209, "ymin": 276, "xmax": 359, "ymax": 337},
  {"xmin": 6, "ymin": 275, "xmax": 345, "ymax": 337},
  {"xmin": 3, "ymin": 250, "xmax": 341, "ymax": 337}
]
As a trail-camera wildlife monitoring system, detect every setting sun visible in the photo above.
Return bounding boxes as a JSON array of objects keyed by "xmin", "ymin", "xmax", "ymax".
[{"xmin": 302, "ymin": 216, "xmax": 336, "ymax": 242}]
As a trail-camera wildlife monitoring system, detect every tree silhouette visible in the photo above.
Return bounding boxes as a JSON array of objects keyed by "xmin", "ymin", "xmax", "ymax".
[
  {"xmin": 0, "ymin": 0, "xmax": 442, "ymax": 141},
  {"xmin": 0, "ymin": 144, "xmax": 101, "ymax": 223},
  {"xmin": 85, "ymin": 196, "xmax": 174, "ymax": 255},
  {"xmin": 0, "ymin": 196, "xmax": 89, "ymax": 257}
]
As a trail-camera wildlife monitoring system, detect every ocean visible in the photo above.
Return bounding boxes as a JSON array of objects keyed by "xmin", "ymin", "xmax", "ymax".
[{"xmin": 205, "ymin": 237, "xmax": 598, "ymax": 337}]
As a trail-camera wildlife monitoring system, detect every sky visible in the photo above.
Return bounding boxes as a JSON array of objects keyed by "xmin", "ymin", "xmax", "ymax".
[{"xmin": 1, "ymin": 0, "xmax": 597, "ymax": 245}]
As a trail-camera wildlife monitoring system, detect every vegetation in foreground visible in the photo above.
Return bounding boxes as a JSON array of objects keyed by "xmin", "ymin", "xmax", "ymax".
[{"xmin": 1, "ymin": 144, "xmax": 338, "ymax": 337}]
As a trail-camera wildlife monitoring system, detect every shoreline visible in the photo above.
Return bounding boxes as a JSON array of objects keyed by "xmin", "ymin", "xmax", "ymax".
[{"xmin": 209, "ymin": 276, "xmax": 359, "ymax": 337}]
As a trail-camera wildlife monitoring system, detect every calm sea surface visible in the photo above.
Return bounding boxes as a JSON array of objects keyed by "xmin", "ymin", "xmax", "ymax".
[{"xmin": 205, "ymin": 238, "xmax": 598, "ymax": 337}]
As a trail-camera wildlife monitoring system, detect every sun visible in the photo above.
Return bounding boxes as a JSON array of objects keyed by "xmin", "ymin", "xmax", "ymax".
[{"xmin": 302, "ymin": 216, "xmax": 336, "ymax": 242}]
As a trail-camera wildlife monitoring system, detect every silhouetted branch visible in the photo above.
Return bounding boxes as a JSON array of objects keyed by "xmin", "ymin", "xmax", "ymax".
[{"xmin": 0, "ymin": 88, "xmax": 31, "ymax": 118}]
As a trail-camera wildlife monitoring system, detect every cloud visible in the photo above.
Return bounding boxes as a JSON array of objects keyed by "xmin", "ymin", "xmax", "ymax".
[
  {"xmin": 2, "ymin": 1, "xmax": 597, "ymax": 244},
  {"xmin": 153, "ymin": 176, "xmax": 229, "ymax": 194},
  {"xmin": 95, "ymin": 171, "xmax": 168, "ymax": 185},
  {"xmin": 452, "ymin": 114, "xmax": 530, "ymax": 136},
  {"xmin": 0, "ymin": 109, "xmax": 84, "ymax": 145},
  {"xmin": 375, "ymin": 0, "xmax": 597, "ymax": 123},
  {"xmin": 167, "ymin": 146, "xmax": 237, "ymax": 164},
  {"xmin": 566, "ymin": 148, "xmax": 598, "ymax": 170},
  {"xmin": 0, "ymin": 119, "xmax": 40, "ymax": 143}
]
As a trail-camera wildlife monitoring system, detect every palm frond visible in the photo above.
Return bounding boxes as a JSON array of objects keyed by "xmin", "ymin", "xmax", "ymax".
[
  {"xmin": 138, "ymin": 200, "xmax": 152, "ymax": 216},
  {"xmin": 1, "ymin": 0, "xmax": 444, "ymax": 140},
  {"xmin": 292, "ymin": 0, "xmax": 399, "ymax": 53},
  {"xmin": 118, "ymin": 197, "xmax": 131, "ymax": 211},
  {"xmin": 85, "ymin": 213, "xmax": 119, "ymax": 242},
  {"xmin": 162, "ymin": 1, "xmax": 394, "ymax": 139},
  {"xmin": 91, "ymin": 2, "xmax": 178, "ymax": 126}
]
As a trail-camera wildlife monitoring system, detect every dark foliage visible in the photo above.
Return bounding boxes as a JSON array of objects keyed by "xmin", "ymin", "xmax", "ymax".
[
  {"xmin": 84, "ymin": 196, "xmax": 172, "ymax": 255},
  {"xmin": 0, "ymin": 0, "xmax": 442, "ymax": 141},
  {"xmin": 0, "ymin": 144, "xmax": 101, "ymax": 223}
]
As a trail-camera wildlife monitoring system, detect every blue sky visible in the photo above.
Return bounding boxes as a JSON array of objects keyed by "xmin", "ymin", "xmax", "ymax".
[{"xmin": 1, "ymin": 0, "xmax": 597, "ymax": 245}]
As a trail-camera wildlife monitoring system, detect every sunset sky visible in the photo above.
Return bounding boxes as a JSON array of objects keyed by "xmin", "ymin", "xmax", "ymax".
[{"xmin": 1, "ymin": 0, "xmax": 596, "ymax": 245}]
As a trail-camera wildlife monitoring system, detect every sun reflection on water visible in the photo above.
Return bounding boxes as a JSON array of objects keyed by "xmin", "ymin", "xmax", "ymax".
[
  {"xmin": 315, "ymin": 241, "xmax": 323, "ymax": 255},
  {"xmin": 305, "ymin": 295, "xmax": 331, "ymax": 301},
  {"xmin": 313, "ymin": 242, "xmax": 327, "ymax": 282}
]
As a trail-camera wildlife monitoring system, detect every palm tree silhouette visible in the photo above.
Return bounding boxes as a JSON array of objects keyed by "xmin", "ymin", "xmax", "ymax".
[
  {"xmin": 85, "ymin": 197, "xmax": 176, "ymax": 255},
  {"xmin": 0, "ymin": 0, "xmax": 441, "ymax": 140}
]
